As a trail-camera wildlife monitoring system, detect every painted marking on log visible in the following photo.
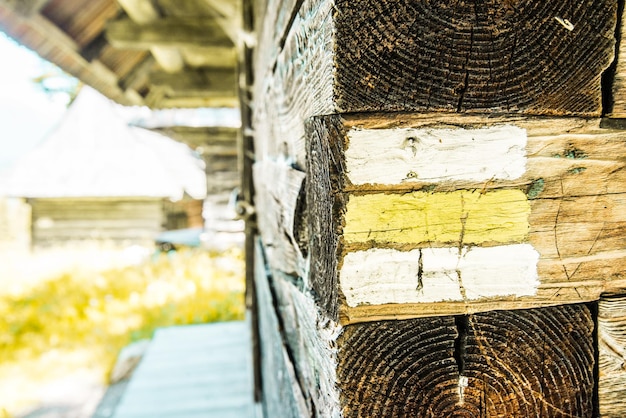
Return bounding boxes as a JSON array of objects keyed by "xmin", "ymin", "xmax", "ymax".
[
  {"xmin": 343, "ymin": 190, "xmax": 530, "ymax": 245},
  {"xmin": 345, "ymin": 125, "xmax": 527, "ymax": 185},
  {"xmin": 339, "ymin": 244, "xmax": 540, "ymax": 307}
]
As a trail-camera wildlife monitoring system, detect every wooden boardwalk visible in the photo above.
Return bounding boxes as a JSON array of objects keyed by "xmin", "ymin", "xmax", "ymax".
[{"xmin": 111, "ymin": 321, "xmax": 257, "ymax": 418}]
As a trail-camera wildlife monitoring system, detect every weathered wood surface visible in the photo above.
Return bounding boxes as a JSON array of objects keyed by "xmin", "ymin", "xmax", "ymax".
[
  {"xmin": 249, "ymin": 1, "xmax": 624, "ymax": 416},
  {"xmin": 609, "ymin": 2, "xmax": 626, "ymax": 117},
  {"xmin": 270, "ymin": 272, "xmax": 342, "ymax": 417},
  {"xmin": 337, "ymin": 304, "xmax": 595, "ymax": 417},
  {"xmin": 253, "ymin": 0, "xmax": 617, "ymax": 167},
  {"xmin": 252, "ymin": 0, "xmax": 335, "ymax": 167},
  {"xmin": 598, "ymin": 293, "xmax": 626, "ymax": 417},
  {"xmin": 255, "ymin": 239, "xmax": 308, "ymax": 418},
  {"xmin": 305, "ymin": 114, "xmax": 626, "ymax": 322},
  {"xmin": 252, "ymin": 0, "xmax": 299, "ymax": 83},
  {"xmin": 263, "ymin": 284, "xmax": 596, "ymax": 417},
  {"xmin": 253, "ymin": 160, "xmax": 306, "ymax": 278},
  {"xmin": 332, "ymin": 0, "xmax": 616, "ymax": 115}
]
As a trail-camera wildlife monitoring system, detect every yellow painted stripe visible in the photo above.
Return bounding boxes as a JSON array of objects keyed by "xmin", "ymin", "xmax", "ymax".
[{"xmin": 343, "ymin": 190, "xmax": 530, "ymax": 245}]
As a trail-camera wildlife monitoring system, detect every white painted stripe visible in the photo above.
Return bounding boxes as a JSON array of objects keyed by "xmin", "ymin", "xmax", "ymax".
[
  {"xmin": 340, "ymin": 244, "xmax": 539, "ymax": 307},
  {"xmin": 345, "ymin": 125, "xmax": 527, "ymax": 185}
]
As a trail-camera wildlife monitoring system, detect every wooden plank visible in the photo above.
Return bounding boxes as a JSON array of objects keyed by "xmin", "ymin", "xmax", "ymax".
[
  {"xmin": 252, "ymin": 0, "xmax": 300, "ymax": 88},
  {"xmin": 253, "ymin": 0, "xmax": 334, "ymax": 166},
  {"xmin": 270, "ymin": 273, "xmax": 342, "ymax": 417},
  {"xmin": 253, "ymin": 295, "xmax": 595, "ymax": 416},
  {"xmin": 116, "ymin": 0, "xmax": 159, "ymax": 23},
  {"xmin": 305, "ymin": 114, "xmax": 626, "ymax": 322},
  {"xmin": 598, "ymin": 293, "xmax": 626, "ymax": 417},
  {"xmin": 254, "ymin": 239, "xmax": 309, "ymax": 417},
  {"xmin": 253, "ymin": 161, "xmax": 306, "ymax": 278},
  {"xmin": 337, "ymin": 304, "xmax": 594, "ymax": 417},
  {"xmin": 106, "ymin": 17, "xmax": 233, "ymax": 49}
]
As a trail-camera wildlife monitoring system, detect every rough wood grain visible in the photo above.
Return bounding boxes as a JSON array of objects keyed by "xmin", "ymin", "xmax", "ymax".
[
  {"xmin": 253, "ymin": 0, "xmax": 300, "ymax": 84},
  {"xmin": 253, "ymin": 160, "xmax": 307, "ymax": 278},
  {"xmin": 609, "ymin": 2, "xmax": 626, "ymax": 117},
  {"xmin": 271, "ymin": 273, "xmax": 342, "ymax": 418},
  {"xmin": 254, "ymin": 0, "xmax": 617, "ymax": 168},
  {"xmin": 253, "ymin": 0, "xmax": 335, "ymax": 166},
  {"xmin": 255, "ymin": 239, "xmax": 308, "ymax": 418},
  {"xmin": 337, "ymin": 304, "xmax": 594, "ymax": 417},
  {"xmin": 333, "ymin": 0, "xmax": 616, "ymax": 115},
  {"xmin": 305, "ymin": 114, "xmax": 626, "ymax": 322},
  {"xmin": 598, "ymin": 293, "xmax": 626, "ymax": 417}
]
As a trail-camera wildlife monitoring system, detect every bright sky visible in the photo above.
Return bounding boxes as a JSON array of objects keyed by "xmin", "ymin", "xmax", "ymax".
[{"xmin": 0, "ymin": 32, "xmax": 69, "ymax": 172}]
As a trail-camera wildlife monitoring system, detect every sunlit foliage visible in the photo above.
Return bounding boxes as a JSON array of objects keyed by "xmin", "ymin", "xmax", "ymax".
[{"xmin": 0, "ymin": 247, "xmax": 245, "ymax": 415}]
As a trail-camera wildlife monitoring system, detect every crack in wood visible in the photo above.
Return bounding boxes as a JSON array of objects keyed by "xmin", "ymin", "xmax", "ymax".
[
  {"xmin": 416, "ymin": 248, "xmax": 424, "ymax": 292},
  {"xmin": 456, "ymin": 25, "xmax": 474, "ymax": 112}
]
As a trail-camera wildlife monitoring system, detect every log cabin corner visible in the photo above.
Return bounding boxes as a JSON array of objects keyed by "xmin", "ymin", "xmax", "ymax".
[{"xmin": 2, "ymin": 0, "xmax": 626, "ymax": 416}]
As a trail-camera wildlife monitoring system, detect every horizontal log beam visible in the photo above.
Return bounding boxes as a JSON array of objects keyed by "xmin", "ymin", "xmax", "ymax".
[
  {"xmin": 146, "ymin": 91, "xmax": 239, "ymax": 109},
  {"xmin": 152, "ymin": 126, "xmax": 239, "ymax": 149},
  {"xmin": 298, "ymin": 113, "xmax": 626, "ymax": 322},
  {"xmin": 180, "ymin": 46, "xmax": 237, "ymax": 68},
  {"xmin": 0, "ymin": 0, "xmax": 49, "ymax": 16},
  {"xmin": 116, "ymin": 0, "xmax": 158, "ymax": 24},
  {"xmin": 116, "ymin": 0, "xmax": 184, "ymax": 73},
  {"xmin": 201, "ymin": 0, "xmax": 241, "ymax": 41},
  {"xmin": 106, "ymin": 17, "xmax": 233, "ymax": 49},
  {"xmin": 338, "ymin": 304, "xmax": 594, "ymax": 416},
  {"xmin": 149, "ymin": 69, "xmax": 237, "ymax": 96}
]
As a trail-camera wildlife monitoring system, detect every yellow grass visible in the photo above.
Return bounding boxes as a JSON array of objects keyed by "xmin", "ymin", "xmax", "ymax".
[{"xmin": 0, "ymin": 246, "xmax": 245, "ymax": 416}]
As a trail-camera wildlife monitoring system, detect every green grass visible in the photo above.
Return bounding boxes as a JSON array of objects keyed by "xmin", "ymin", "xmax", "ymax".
[{"xmin": 0, "ymin": 247, "xmax": 245, "ymax": 415}]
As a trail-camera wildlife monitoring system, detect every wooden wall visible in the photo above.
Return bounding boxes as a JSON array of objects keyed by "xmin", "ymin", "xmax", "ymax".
[
  {"xmin": 249, "ymin": 0, "xmax": 626, "ymax": 416},
  {"xmin": 29, "ymin": 197, "xmax": 197, "ymax": 247}
]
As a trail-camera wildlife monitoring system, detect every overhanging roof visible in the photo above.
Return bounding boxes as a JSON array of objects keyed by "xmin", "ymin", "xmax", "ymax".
[{"xmin": 0, "ymin": 0, "xmax": 240, "ymax": 109}]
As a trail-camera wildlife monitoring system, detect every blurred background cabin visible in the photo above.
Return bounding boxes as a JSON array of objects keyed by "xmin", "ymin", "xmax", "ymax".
[{"xmin": 0, "ymin": 87, "xmax": 206, "ymax": 249}]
